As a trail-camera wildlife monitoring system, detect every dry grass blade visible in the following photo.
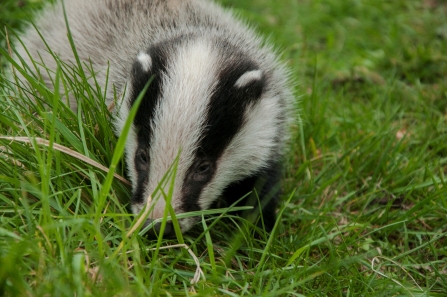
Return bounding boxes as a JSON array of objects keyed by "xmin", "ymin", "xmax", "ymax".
[
  {"xmin": 148, "ymin": 244, "xmax": 206, "ymax": 285},
  {"xmin": 0, "ymin": 136, "xmax": 131, "ymax": 186},
  {"xmin": 371, "ymin": 256, "xmax": 423, "ymax": 295},
  {"xmin": 126, "ymin": 195, "xmax": 153, "ymax": 238}
]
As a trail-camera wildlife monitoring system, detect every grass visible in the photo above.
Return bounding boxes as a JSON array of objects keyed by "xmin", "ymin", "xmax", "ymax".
[{"xmin": 1, "ymin": 0, "xmax": 447, "ymax": 295}]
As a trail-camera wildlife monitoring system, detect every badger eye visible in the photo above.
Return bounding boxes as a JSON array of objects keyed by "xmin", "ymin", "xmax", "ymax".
[
  {"xmin": 137, "ymin": 150, "xmax": 148, "ymax": 165},
  {"xmin": 196, "ymin": 161, "xmax": 210, "ymax": 174},
  {"xmin": 192, "ymin": 161, "xmax": 212, "ymax": 182}
]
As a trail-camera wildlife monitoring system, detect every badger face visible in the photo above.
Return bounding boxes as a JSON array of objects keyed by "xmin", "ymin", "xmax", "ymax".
[{"xmin": 114, "ymin": 36, "xmax": 284, "ymax": 234}]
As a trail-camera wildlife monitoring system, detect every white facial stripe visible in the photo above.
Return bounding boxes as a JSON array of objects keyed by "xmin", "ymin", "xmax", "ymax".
[
  {"xmin": 235, "ymin": 69, "xmax": 263, "ymax": 88},
  {"xmin": 137, "ymin": 52, "xmax": 152, "ymax": 72},
  {"xmin": 145, "ymin": 40, "xmax": 219, "ymax": 219},
  {"xmin": 198, "ymin": 92, "xmax": 281, "ymax": 210}
]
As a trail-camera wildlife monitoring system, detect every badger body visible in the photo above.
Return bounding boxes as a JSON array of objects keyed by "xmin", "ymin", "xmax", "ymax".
[{"xmin": 15, "ymin": 0, "xmax": 293, "ymax": 234}]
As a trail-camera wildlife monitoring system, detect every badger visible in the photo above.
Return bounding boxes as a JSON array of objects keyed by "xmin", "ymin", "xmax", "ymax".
[{"xmin": 13, "ymin": 0, "xmax": 294, "ymax": 235}]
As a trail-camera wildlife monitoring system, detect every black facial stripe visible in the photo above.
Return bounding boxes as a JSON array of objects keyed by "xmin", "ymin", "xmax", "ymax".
[
  {"xmin": 129, "ymin": 44, "xmax": 168, "ymax": 204},
  {"xmin": 181, "ymin": 176, "xmax": 209, "ymax": 213},
  {"xmin": 181, "ymin": 46, "xmax": 266, "ymax": 212},
  {"xmin": 200, "ymin": 58, "xmax": 265, "ymax": 160},
  {"xmin": 132, "ymin": 161, "xmax": 150, "ymax": 204},
  {"xmin": 129, "ymin": 47, "xmax": 167, "ymax": 139},
  {"xmin": 181, "ymin": 158, "xmax": 217, "ymax": 213}
]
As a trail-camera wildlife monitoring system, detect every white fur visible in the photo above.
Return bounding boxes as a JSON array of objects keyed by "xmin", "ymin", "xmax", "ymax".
[
  {"xmin": 235, "ymin": 69, "xmax": 263, "ymax": 88},
  {"xmin": 137, "ymin": 52, "xmax": 152, "ymax": 72}
]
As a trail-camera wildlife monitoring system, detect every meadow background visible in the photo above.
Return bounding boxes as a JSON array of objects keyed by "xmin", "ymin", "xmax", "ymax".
[{"xmin": 1, "ymin": 0, "xmax": 447, "ymax": 295}]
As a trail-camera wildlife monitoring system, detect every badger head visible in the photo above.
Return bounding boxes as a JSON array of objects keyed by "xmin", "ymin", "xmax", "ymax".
[{"xmin": 114, "ymin": 35, "xmax": 288, "ymax": 235}]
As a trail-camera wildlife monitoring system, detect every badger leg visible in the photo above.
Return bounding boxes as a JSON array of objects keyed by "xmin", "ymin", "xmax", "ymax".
[{"xmin": 219, "ymin": 162, "xmax": 282, "ymax": 231}]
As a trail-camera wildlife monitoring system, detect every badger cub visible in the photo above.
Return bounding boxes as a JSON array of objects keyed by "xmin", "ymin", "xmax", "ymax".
[{"xmin": 15, "ymin": 0, "xmax": 294, "ymax": 235}]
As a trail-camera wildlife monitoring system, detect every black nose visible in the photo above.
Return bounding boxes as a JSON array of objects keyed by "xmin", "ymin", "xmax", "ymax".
[{"xmin": 144, "ymin": 220, "xmax": 174, "ymax": 239}]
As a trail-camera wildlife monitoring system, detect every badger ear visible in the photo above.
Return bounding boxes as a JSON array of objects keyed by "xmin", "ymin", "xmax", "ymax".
[
  {"xmin": 136, "ymin": 52, "xmax": 152, "ymax": 72},
  {"xmin": 234, "ymin": 69, "xmax": 264, "ymax": 99},
  {"xmin": 235, "ymin": 69, "xmax": 263, "ymax": 88}
]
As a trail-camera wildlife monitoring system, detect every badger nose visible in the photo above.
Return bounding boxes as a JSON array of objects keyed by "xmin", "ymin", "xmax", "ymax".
[{"xmin": 144, "ymin": 220, "xmax": 174, "ymax": 238}]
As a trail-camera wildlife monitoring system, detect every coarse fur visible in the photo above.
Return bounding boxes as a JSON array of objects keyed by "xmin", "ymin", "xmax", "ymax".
[{"xmin": 14, "ymin": 0, "xmax": 294, "ymax": 235}]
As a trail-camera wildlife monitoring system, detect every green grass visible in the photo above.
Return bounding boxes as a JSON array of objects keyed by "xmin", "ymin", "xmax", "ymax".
[{"xmin": 1, "ymin": 0, "xmax": 447, "ymax": 296}]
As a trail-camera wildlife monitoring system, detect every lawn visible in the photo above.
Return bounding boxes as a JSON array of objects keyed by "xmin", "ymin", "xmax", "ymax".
[{"xmin": 1, "ymin": 0, "xmax": 447, "ymax": 296}]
